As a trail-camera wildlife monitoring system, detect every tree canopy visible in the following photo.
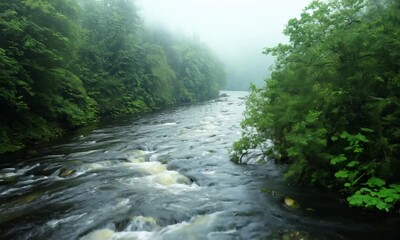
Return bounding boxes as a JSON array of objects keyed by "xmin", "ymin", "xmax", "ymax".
[
  {"xmin": 232, "ymin": 0, "xmax": 400, "ymax": 212},
  {"xmin": 0, "ymin": 0, "xmax": 225, "ymax": 154}
]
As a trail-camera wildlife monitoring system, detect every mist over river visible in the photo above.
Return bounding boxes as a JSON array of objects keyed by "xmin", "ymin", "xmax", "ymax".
[{"xmin": 0, "ymin": 91, "xmax": 399, "ymax": 239}]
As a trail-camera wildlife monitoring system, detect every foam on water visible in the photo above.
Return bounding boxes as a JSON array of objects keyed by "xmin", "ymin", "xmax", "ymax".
[
  {"xmin": 201, "ymin": 170, "xmax": 216, "ymax": 175},
  {"xmin": 126, "ymin": 216, "xmax": 159, "ymax": 231},
  {"xmin": 123, "ymin": 161, "xmax": 167, "ymax": 175},
  {"xmin": 152, "ymin": 170, "xmax": 192, "ymax": 186},
  {"xmin": 79, "ymin": 229, "xmax": 115, "ymax": 240},
  {"xmin": 80, "ymin": 229, "xmax": 158, "ymax": 240},
  {"xmin": 79, "ymin": 213, "xmax": 220, "ymax": 240},
  {"xmin": 161, "ymin": 122, "xmax": 177, "ymax": 126},
  {"xmin": 125, "ymin": 149, "xmax": 156, "ymax": 163},
  {"xmin": 161, "ymin": 213, "xmax": 222, "ymax": 239},
  {"xmin": 47, "ymin": 213, "xmax": 87, "ymax": 228}
]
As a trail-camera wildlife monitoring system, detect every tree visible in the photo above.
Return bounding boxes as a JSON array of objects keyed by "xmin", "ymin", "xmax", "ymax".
[
  {"xmin": 0, "ymin": 0, "xmax": 93, "ymax": 153},
  {"xmin": 232, "ymin": 0, "xmax": 400, "ymax": 212},
  {"xmin": 0, "ymin": 0, "xmax": 226, "ymax": 154}
]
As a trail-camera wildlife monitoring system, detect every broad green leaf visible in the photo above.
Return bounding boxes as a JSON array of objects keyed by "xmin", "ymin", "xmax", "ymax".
[
  {"xmin": 330, "ymin": 154, "xmax": 347, "ymax": 165},
  {"xmin": 376, "ymin": 202, "xmax": 389, "ymax": 212},
  {"xmin": 335, "ymin": 170, "xmax": 349, "ymax": 179},
  {"xmin": 347, "ymin": 161, "xmax": 360, "ymax": 167},
  {"xmin": 366, "ymin": 177, "xmax": 386, "ymax": 188},
  {"xmin": 348, "ymin": 195, "xmax": 363, "ymax": 206}
]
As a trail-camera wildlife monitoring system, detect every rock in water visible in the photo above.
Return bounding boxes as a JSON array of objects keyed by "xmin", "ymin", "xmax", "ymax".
[
  {"xmin": 80, "ymin": 229, "xmax": 114, "ymax": 240},
  {"xmin": 284, "ymin": 197, "xmax": 299, "ymax": 208},
  {"xmin": 59, "ymin": 169, "xmax": 76, "ymax": 178},
  {"xmin": 280, "ymin": 230, "xmax": 320, "ymax": 240}
]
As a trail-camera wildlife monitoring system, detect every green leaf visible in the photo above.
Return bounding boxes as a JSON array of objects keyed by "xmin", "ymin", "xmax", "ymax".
[
  {"xmin": 378, "ymin": 188, "xmax": 394, "ymax": 198},
  {"xmin": 346, "ymin": 161, "xmax": 360, "ymax": 167},
  {"xmin": 385, "ymin": 197, "xmax": 394, "ymax": 203},
  {"xmin": 358, "ymin": 187, "xmax": 372, "ymax": 193},
  {"xmin": 335, "ymin": 170, "xmax": 349, "ymax": 179},
  {"xmin": 340, "ymin": 131, "xmax": 350, "ymax": 139},
  {"xmin": 348, "ymin": 195, "xmax": 363, "ymax": 206},
  {"xmin": 355, "ymin": 133, "xmax": 369, "ymax": 143},
  {"xmin": 376, "ymin": 202, "xmax": 389, "ymax": 212},
  {"xmin": 360, "ymin": 128, "xmax": 374, "ymax": 133},
  {"xmin": 330, "ymin": 154, "xmax": 347, "ymax": 165},
  {"xmin": 366, "ymin": 177, "xmax": 386, "ymax": 188},
  {"xmin": 389, "ymin": 184, "xmax": 400, "ymax": 192}
]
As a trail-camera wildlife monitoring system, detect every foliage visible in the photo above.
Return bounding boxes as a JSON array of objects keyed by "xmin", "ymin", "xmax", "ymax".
[
  {"xmin": 232, "ymin": 0, "xmax": 400, "ymax": 212},
  {"xmin": 0, "ymin": 0, "xmax": 225, "ymax": 154},
  {"xmin": 347, "ymin": 181, "xmax": 400, "ymax": 212},
  {"xmin": 330, "ymin": 131, "xmax": 400, "ymax": 211},
  {"xmin": 0, "ymin": 0, "xmax": 90, "ymax": 153}
]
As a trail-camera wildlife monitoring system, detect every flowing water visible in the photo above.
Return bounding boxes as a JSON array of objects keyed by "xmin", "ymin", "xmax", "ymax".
[{"xmin": 0, "ymin": 91, "xmax": 399, "ymax": 240}]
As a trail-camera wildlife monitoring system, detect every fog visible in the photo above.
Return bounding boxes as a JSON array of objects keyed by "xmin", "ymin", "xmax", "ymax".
[{"xmin": 136, "ymin": 0, "xmax": 312, "ymax": 90}]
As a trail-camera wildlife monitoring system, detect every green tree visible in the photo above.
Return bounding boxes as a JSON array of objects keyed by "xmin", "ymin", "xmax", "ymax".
[
  {"xmin": 77, "ymin": 0, "xmax": 146, "ymax": 116},
  {"xmin": 232, "ymin": 0, "xmax": 400, "ymax": 212},
  {"xmin": 0, "ymin": 0, "xmax": 226, "ymax": 154},
  {"xmin": 0, "ymin": 0, "xmax": 93, "ymax": 153}
]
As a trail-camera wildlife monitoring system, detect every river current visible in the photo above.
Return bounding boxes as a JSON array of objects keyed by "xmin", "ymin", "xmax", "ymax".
[{"xmin": 0, "ymin": 91, "xmax": 399, "ymax": 239}]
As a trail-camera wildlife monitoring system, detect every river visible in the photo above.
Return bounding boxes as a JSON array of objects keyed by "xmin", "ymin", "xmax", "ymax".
[{"xmin": 0, "ymin": 91, "xmax": 399, "ymax": 240}]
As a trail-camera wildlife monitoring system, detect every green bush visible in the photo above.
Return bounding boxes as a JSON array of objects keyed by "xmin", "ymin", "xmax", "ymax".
[{"xmin": 232, "ymin": 0, "xmax": 400, "ymax": 213}]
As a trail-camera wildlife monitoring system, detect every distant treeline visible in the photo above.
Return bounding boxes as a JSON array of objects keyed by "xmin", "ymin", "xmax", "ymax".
[{"xmin": 0, "ymin": 0, "xmax": 225, "ymax": 154}]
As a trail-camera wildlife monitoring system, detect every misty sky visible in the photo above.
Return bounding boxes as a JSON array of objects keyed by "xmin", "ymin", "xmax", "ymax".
[{"xmin": 136, "ymin": 0, "xmax": 313, "ymax": 89}]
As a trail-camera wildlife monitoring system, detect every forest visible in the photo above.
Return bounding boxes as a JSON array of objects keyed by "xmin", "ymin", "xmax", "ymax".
[
  {"xmin": 232, "ymin": 0, "xmax": 400, "ymax": 213},
  {"xmin": 0, "ymin": 0, "xmax": 225, "ymax": 154}
]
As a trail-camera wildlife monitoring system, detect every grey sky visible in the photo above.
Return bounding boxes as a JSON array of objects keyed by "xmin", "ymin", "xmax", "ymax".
[{"xmin": 136, "ymin": 0, "xmax": 313, "ymax": 89}]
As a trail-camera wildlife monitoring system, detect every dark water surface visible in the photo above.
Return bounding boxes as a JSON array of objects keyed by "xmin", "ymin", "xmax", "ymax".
[{"xmin": 0, "ymin": 91, "xmax": 399, "ymax": 240}]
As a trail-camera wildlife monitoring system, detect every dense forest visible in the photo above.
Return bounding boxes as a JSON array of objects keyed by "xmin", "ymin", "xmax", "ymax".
[
  {"xmin": 0, "ymin": 0, "xmax": 225, "ymax": 154},
  {"xmin": 232, "ymin": 0, "xmax": 400, "ymax": 213}
]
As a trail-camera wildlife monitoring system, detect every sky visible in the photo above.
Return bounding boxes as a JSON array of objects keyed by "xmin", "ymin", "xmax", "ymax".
[{"xmin": 135, "ymin": 0, "xmax": 313, "ymax": 90}]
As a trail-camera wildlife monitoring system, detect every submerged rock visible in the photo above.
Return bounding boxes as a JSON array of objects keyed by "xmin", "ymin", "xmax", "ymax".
[
  {"xmin": 261, "ymin": 188, "xmax": 300, "ymax": 209},
  {"xmin": 127, "ymin": 216, "xmax": 158, "ymax": 231},
  {"xmin": 279, "ymin": 230, "xmax": 322, "ymax": 240},
  {"xmin": 80, "ymin": 229, "xmax": 114, "ymax": 240},
  {"xmin": 16, "ymin": 192, "xmax": 40, "ymax": 204},
  {"xmin": 0, "ymin": 174, "xmax": 17, "ymax": 183},
  {"xmin": 284, "ymin": 197, "xmax": 300, "ymax": 209},
  {"xmin": 59, "ymin": 169, "xmax": 76, "ymax": 178},
  {"xmin": 27, "ymin": 150, "xmax": 39, "ymax": 156}
]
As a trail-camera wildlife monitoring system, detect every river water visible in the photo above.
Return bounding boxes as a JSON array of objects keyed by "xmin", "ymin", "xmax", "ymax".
[{"xmin": 0, "ymin": 91, "xmax": 399, "ymax": 240}]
